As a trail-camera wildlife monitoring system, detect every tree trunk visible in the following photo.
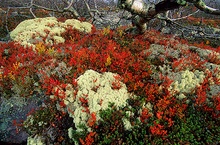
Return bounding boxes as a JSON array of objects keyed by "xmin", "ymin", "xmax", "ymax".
[
  {"xmin": 118, "ymin": 0, "xmax": 220, "ymax": 33},
  {"xmin": 118, "ymin": 0, "xmax": 181, "ymax": 33}
]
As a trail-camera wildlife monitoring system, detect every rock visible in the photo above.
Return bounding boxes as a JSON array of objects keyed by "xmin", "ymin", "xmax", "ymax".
[{"xmin": 0, "ymin": 93, "xmax": 47, "ymax": 144}]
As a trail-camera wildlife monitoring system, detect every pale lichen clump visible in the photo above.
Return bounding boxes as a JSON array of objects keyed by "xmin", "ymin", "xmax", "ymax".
[
  {"xmin": 169, "ymin": 69, "xmax": 205, "ymax": 100},
  {"xmin": 49, "ymin": 69, "xmax": 142, "ymax": 143},
  {"xmin": 10, "ymin": 17, "xmax": 93, "ymax": 48},
  {"xmin": 27, "ymin": 135, "xmax": 45, "ymax": 145},
  {"xmin": 68, "ymin": 70, "xmax": 130, "ymax": 132}
]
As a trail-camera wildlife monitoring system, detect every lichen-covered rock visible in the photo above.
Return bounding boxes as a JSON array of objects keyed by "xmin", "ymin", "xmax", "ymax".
[
  {"xmin": 0, "ymin": 94, "xmax": 46, "ymax": 144},
  {"xmin": 10, "ymin": 17, "xmax": 93, "ymax": 48}
]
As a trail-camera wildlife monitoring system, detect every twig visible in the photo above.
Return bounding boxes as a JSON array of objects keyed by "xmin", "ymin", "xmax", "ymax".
[
  {"xmin": 167, "ymin": 10, "xmax": 200, "ymax": 21},
  {"xmin": 5, "ymin": 7, "xmax": 10, "ymax": 34},
  {"xmin": 30, "ymin": 0, "xmax": 36, "ymax": 18},
  {"xmin": 64, "ymin": 0, "xmax": 74, "ymax": 11}
]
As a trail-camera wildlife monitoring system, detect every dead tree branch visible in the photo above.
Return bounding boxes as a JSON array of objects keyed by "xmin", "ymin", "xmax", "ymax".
[{"xmin": 118, "ymin": 0, "xmax": 220, "ymax": 33}]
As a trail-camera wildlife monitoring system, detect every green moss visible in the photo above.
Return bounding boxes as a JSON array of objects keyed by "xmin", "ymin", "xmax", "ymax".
[{"xmin": 177, "ymin": 0, "xmax": 187, "ymax": 6}]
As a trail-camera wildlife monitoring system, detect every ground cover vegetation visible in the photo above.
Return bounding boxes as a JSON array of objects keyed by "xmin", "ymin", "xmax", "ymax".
[
  {"xmin": 0, "ymin": 0, "xmax": 220, "ymax": 144},
  {"xmin": 0, "ymin": 22, "xmax": 220, "ymax": 144}
]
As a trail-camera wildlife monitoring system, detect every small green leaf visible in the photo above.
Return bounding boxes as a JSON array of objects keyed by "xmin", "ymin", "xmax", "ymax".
[{"xmin": 177, "ymin": 0, "xmax": 187, "ymax": 6}]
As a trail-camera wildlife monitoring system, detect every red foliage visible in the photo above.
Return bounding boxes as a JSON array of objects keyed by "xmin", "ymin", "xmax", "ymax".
[
  {"xmin": 140, "ymin": 108, "xmax": 152, "ymax": 123},
  {"xmin": 111, "ymin": 80, "xmax": 122, "ymax": 90},
  {"xmin": 1, "ymin": 24, "xmax": 220, "ymax": 143},
  {"xmin": 193, "ymin": 69, "xmax": 220, "ymax": 119},
  {"xmin": 59, "ymin": 100, "xmax": 66, "ymax": 108},
  {"xmin": 26, "ymin": 108, "xmax": 36, "ymax": 117},
  {"xmin": 12, "ymin": 119, "xmax": 24, "ymax": 134},
  {"xmin": 195, "ymin": 85, "xmax": 207, "ymax": 106},
  {"xmin": 207, "ymin": 52, "xmax": 220, "ymax": 65},
  {"xmin": 150, "ymin": 121, "xmax": 167, "ymax": 137},
  {"xmin": 79, "ymin": 97, "xmax": 88, "ymax": 104},
  {"xmin": 87, "ymin": 112, "xmax": 97, "ymax": 127},
  {"xmin": 172, "ymin": 51, "xmax": 206, "ymax": 72},
  {"xmin": 193, "ymin": 41, "xmax": 219, "ymax": 52},
  {"xmin": 80, "ymin": 132, "xmax": 96, "ymax": 145}
]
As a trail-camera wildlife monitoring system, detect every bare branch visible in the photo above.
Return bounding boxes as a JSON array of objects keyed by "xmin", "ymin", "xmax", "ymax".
[
  {"xmin": 168, "ymin": 0, "xmax": 220, "ymax": 17},
  {"xmin": 158, "ymin": 14, "xmax": 220, "ymax": 41},
  {"xmin": 64, "ymin": 0, "xmax": 74, "ymax": 11},
  {"xmin": 5, "ymin": 7, "xmax": 10, "ymax": 33},
  {"xmin": 83, "ymin": 0, "xmax": 94, "ymax": 17},
  {"xmin": 61, "ymin": 0, "xmax": 79, "ymax": 18},
  {"xmin": 168, "ymin": 9, "xmax": 199, "ymax": 21},
  {"xmin": 30, "ymin": 0, "xmax": 36, "ymax": 18},
  {"xmin": 192, "ymin": 0, "xmax": 220, "ymax": 15}
]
